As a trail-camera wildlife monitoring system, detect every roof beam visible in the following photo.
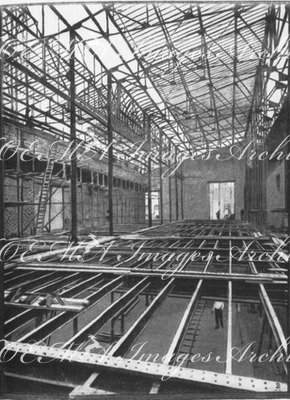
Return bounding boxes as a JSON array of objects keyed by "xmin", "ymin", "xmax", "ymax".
[
  {"xmin": 232, "ymin": 7, "xmax": 238, "ymax": 145},
  {"xmin": 105, "ymin": 5, "xmax": 193, "ymax": 152},
  {"xmin": 154, "ymin": 6, "xmax": 209, "ymax": 148},
  {"xmin": 197, "ymin": 6, "xmax": 221, "ymax": 145}
]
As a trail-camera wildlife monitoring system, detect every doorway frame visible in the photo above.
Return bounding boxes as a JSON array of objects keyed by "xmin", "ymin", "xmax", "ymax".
[{"xmin": 208, "ymin": 180, "xmax": 236, "ymax": 220}]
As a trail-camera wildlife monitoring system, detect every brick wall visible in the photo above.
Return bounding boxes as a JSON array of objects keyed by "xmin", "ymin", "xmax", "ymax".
[{"xmin": 3, "ymin": 122, "xmax": 146, "ymax": 236}]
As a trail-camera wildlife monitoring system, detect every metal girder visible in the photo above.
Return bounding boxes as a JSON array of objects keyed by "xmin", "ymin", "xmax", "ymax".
[
  {"xmin": 5, "ymin": 274, "xmax": 81, "ymax": 334},
  {"xmin": 232, "ymin": 6, "xmax": 238, "ymax": 145},
  {"xmin": 0, "ymin": 10, "xmax": 5, "ymax": 394},
  {"xmin": 4, "ymin": 4, "xmax": 287, "ymax": 159},
  {"xmin": 153, "ymin": 5, "xmax": 208, "ymax": 148},
  {"xmin": 287, "ymin": 4, "xmax": 290, "ymax": 392},
  {"xmin": 226, "ymin": 241, "xmax": 233, "ymax": 375},
  {"xmin": 3, "ymin": 341, "xmax": 287, "ymax": 392},
  {"xmin": 69, "ymin": 372, "xmax": 108, "ymax": 397},
  {"xmin": 108, "ymin": 278, "xmax": 175, "ymax": 357},
  {"xmin": 61, "ymin": 274, "xmax": 104, "ymax": 300},
  {"xmin": 152, "ymin": 250, "xmax": 222, "ymax": 395},
  {"xmin": 52, "ymin": 5, "xmax": 187, "ymax": 155},
  {"xmin": 5, "ymin": 372, "xmax": 76, "ymax": 389},
  {"xmin": 69, "ymin": 27, "xmax": 78, "ymax": 244},
  {"xmin": 109, "ymin": 4, "xmax": 272, "ymax": 151},
  {"xmin": 14, "ymin": 236, "xmax": 115, "ymax": 264},
  {"xmin": 259, "ymin": 285, "xmax": 287, "ymax": 375},
  {"xmin": 159, "ymin": 130, "xmax": 164, "ymax": 224},
  {"xmin": 244, "ymin": 11, "xmax": 269, "ymax": 140},
  {"xmin": 197, "ymin": 6, "xmax": 221, "ymax": 145},
  {"xmin": 249, "ymin": 260, "xmax": 287, "ymax": 375},
  {"xmin": 61, "ymin": 277, "xmax": 150, "ymax": 349},
  {"xmin": 14, "ymin": 276, "xmax": 123, "ymax": 343},
  {"xmin": 166, "ymin": 280, "xmax": 203, "ymax": 362},
  {"xmin": 104, "ymin": 245, "xmax": 285, "ymax": 261},
  {"xmin": 5, "ymin": 58, "xmax": 104, "ymax": 126},
  {"xmin": 203, "ymin": 30, "xmax": 253, "ymax": 101},
  {"xmin": 5, "ymin": 272, "xmax": 81, "ymax": 301},
  {"xmin": 107, "ymin": 71, "xmax": 114, "ymax": 236},
  {"xmin": 5, "ymin": 270, "xmax": 35, "ymax": 287},
  {"xmin": 119, "ymin": 234, "xmax": 270, "ymax": 240},
  {"xmin": 146, "ymin": 114, "xmax": 152, "ymax": 228},
  {"xmin": 3, "ymin": 219, "xmax": 289, "ymax": 394},
  {"xmin": 3, "ymin": 8, "xmax": 153, "ymax": 163},
  {"xmin": 15, "ymin": 264, "xmax": 284, "ymax": 284},
  {"xmin": 6, "ymin": 272, "xmax": 56, "ymax": 292},
  {"xmin": 5, "ymin": 56, "xmax": 150, "ymax": 155},
  {"xmin": 104, "ymin": 6, "xmax": 193, "ymax": 153},
  {"xmin": 5, "ymin": 299, "xmax": 88, "ymax": 313}
]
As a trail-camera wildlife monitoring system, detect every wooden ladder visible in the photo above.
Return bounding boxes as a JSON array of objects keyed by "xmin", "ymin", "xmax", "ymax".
[
  {"xmin": 35, "ymin": 156, "xmax": 54, "ymax": 234},
  {"xmin": 177, "ymin": 300, "xmax": 206, "ymax": 367}
]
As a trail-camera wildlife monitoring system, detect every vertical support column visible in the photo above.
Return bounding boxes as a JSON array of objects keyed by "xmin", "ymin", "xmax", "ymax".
[
  {"xmin": 261, "ymin": 141, "xmax": 267, "ymax": 229},
  {"xmin": 286, "ymin": 4, "xmax": 290, "ymax": 392},
  {"xmin": 226, "ymin": 242, "xmax": 233, "ymax": 375},
  {"xmin": 159, "ymin": 130, "xmax": 163, "ymax": 225},
  {"xmin": 116, "ymin": 82, "xmax": 121, "ymax": 119},
  {"xmin": 16, "ymin": 132, "xmax": 20, "ymax": 236},
  {"xmin": 253, "ymin": 157, "xmax": 257, "ymax": 227},
  {"xmin": 48, "ymin": 185, "xmax": 52, "ymax": 232},
  {"xmin": 175, "ymin": 147, "xmax": 179, "ymax": 220},
  {"xmin": 232, "ymin": 5, "xmax": 238, "ymax": 145},
  {"xmin": 168, "ymin": 142, "xmax": 172, "ymax": 222},
  {"xmin": 111, "ymin": 292, "xmax": 115, "ymax": 342},
  {"xmin": 107, "ymin": 71, "xmax": 114, "ymax": 236},
  {"xmin": 62, "ymin": 186, "xmax": 65, "ymax": 229},
  {"xmin": 256, "ymin": 64, "xmax": 264, "ymax": 228},
  {"xmin": 181, "ymin": 164, "xmax": 184, "ymax": 220},
  {"xmin": 0, "ymin": 9, "xmax": 5, "ymax": 396},
  {"xmin": 69, "ymin": 28, "xmax": 78, "ymax": 243},
  {"xmin": 90, "ymin": 171, "xmax": 93, "ymax": 229},
  {"xmin": 146, "ymin": 114, "xmax": 152, "ymax": 227}
]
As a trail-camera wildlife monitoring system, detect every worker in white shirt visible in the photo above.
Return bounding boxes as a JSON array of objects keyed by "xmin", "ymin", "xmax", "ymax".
[{"xmin": 212, "ymin": 301, "xmax": 224, "ymax": 329}]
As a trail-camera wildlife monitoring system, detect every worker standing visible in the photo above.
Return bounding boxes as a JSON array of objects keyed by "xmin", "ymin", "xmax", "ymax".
[{"xmin": 212, "ymin": 301, "xmax": 224, "ymax": 329}]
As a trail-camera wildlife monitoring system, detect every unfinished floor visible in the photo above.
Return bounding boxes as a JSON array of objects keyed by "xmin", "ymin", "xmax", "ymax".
[{"xmin": 2, "ymin": 220, "xmax": 288, "ymax": 396}]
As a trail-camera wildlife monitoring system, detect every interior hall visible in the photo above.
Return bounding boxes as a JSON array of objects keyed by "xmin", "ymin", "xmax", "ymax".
[{"xmin": 0, "ymin": 3, "xmax": 290, "ymax": 399}]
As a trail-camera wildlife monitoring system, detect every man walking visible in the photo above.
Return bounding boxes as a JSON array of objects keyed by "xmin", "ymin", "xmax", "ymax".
[{"xmin": 212, "ymin": 301, "xmax": 224, "ymax": 329}]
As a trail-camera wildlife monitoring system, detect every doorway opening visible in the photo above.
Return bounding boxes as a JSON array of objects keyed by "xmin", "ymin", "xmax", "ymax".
[
  {"xmin": 145, "ymin": 192, "xmax": 160, "ymax": 221},
  {"xmin": 209, "ymin": 182, "xmax": 235, "ymax": 220}
]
